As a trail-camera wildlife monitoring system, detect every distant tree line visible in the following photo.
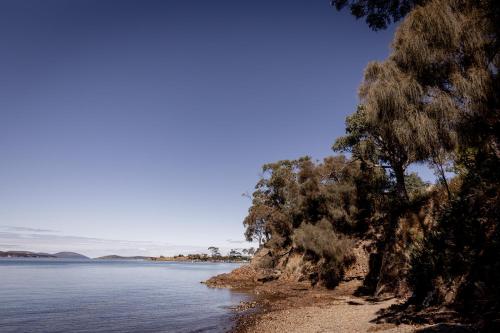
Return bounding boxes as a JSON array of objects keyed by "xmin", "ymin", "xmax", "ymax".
[{"xmin": 207, "ymin": 246, "xmax": 255, "ymax": 260}]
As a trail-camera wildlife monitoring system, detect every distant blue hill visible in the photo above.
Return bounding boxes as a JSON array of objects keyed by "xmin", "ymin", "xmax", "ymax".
[
  {"xmin": 53, "ymin": 252, "xmax": 89, "ymax": 259},
  {"xmin": 0, "ymin": 251, "xmax": 89, "ymax": 259},
  {"xmin": 96, "ymin": 255, "xmax": 151, "ymax": 260}
]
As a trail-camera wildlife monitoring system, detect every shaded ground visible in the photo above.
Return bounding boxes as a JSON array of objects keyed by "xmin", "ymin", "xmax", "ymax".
[
  {"xmin": 204, "ymin": 260, "xmax": 475, "ymax": 333},
  {"xmin": 221, "ymin": 279, "xmax": 476, "ymax": 333},
  {"xmin": 230, "ymin": 280, "xmax": 417, "ymax": 333}
]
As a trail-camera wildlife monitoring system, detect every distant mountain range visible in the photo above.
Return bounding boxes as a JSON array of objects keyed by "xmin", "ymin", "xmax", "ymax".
[
  {"xmin": 0, "ymin": 251, "xmax": 153, "ymax": 260},
  {"xmin": 0, "ymin": 251, "xmax": 89, "ymax": 259}
]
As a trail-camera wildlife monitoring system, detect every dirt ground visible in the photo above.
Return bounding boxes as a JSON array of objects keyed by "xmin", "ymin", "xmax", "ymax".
[{"xmin": 229, "ymin": 280, "xmax": 474, "ymax": 333}]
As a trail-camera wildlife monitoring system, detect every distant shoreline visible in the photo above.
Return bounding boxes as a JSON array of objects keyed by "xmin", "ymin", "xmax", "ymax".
[
  {"xmin": 0, "ymin": 251, "xmax": 250, "ymax": 263},
  {"xmin": 150, "ymin": 254, "xmax": 250, "ymax": 263}
]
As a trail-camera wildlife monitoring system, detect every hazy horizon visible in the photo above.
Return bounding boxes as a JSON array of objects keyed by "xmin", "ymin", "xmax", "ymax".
[
  {"xmin": 0, "ymin": 0, "xmax": 432, "ymax": 256},
  {"xmin": 0, "ymin": 224, "xmax": 242, "ymax": 258}
]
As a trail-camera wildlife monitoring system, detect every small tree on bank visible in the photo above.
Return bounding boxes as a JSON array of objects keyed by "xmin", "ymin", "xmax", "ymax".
[{"xmin": 207, "ymin": 246, "xmax": 221, "ymax": 258}]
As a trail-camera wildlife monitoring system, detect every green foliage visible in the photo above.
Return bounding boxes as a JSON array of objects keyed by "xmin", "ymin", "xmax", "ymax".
[
  {"xmin": 243, "ymin": 159, "xmax": 302, "ymax": 246},
  {"xmin": 242, "ymin": 155, "xmax": 388, "ymax": 287},
  {"xmin": 293, "ymin": 219, "xmax": 355, "ymax": 288},
  {"xmin": 243, "ymin": 155, "xmax": 389, "ymax": 252},
  {"xmin": 293, "ymin": 219, "xmax": 354, "ymax": 264},
  {"xmin": 334, "ymin": 56, "xmax": 456, "ymax": 203},
  {"xmin": 331, "ymin": 0, "xmax": 424, "ymax": 30},
  {"xmin": 404, "ymin": 172, "xmax": 429, "ymax": 201}
]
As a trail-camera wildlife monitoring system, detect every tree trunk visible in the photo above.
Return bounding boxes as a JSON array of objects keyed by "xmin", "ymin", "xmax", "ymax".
[
  {"xmin": 375, "ymin": 164, "xmax": 408, "ymax": 295},
  {"xmin": 434, "ymin": 159, "xmax": 451, "ymax": 199},
  {"xmin": 394, "ymin": 164, "xmax": 409, "ymax": 203}
]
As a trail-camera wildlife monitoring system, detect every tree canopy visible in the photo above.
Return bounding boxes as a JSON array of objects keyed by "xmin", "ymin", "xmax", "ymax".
[{"xmin": 331, "ymin": 0, "xmax": 425, "ymax": 30}]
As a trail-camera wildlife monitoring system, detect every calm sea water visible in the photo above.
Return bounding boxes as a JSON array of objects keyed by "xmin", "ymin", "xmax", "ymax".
[{"xmin": 0, "ymin": 259, "xmax": 248, "ymax": 333}]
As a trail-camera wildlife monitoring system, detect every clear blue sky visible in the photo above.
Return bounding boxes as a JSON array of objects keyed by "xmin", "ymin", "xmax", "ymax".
[{"xmin": 0, "ymin": 0, "xmax": 424, "ymax": 257}]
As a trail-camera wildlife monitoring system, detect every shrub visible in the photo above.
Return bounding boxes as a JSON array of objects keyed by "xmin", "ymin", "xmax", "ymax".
[
  {"xmin": 293, "ymin": 219, "xmax": 355, "ymax": 287},
  {"xmin": 294, "ymin": 220, "xmax": 354, "ymax": 261}
]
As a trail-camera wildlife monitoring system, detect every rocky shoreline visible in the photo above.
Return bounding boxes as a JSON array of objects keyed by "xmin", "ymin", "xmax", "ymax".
[{"xmin": 204, "ymin": 264, "xmax": 476, "ymax": 333}]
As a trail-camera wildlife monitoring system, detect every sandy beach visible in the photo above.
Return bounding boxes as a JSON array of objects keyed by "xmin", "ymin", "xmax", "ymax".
[
  {"xmin": 244, "ymin": 296, "xmax": 416, "ymax": 333},
  {"xmin": 228, "ymin": 279, "xmax": 474, "ymax": 333}
]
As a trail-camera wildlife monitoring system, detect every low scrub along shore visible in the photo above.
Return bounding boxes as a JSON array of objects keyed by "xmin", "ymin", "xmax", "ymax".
[
  {"xmin": 151, "ymin": 253, "xmax": 250, "ymax": 263},
  {"xmin": 204, "ymin": 248, "xmax": 475, "ymax": 333}
]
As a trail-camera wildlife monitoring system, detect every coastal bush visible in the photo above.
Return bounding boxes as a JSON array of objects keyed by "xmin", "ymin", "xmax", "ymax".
[
  {"xmin": 409, "ymin": 161, "xmax": 500, "ymax": 317},
  {"xmin": 241, "ymin": 155, "xmax": 380, "ymax": 288},
  {"xmin": 332, "ymin": 0, "xmax": 499, "ymax": 325},
  {"xmin": 293, "ymin": 219, "xmax": 354, "ymax": 263},
  {"xmin": 293, "ymin": 219, "xmax": 355, "ymax": 287},
  {"xmin": 240, "ymin": 0, "xmax": 499, "ymax": 326}
]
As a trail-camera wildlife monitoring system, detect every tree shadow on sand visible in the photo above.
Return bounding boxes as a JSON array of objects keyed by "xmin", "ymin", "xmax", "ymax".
[
  {"xmin": 414, "ymin": 324, "xmax": 476, "ymax": 332},
  {"xmin": 369, "ymin": 301, "xmax": 477, "ymax": 332}
]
